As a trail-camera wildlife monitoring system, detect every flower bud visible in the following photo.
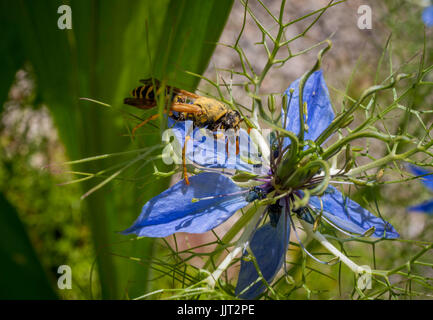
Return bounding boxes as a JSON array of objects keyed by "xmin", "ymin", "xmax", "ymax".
[
  {"xmin": 339, "ymin": 115, "xmax": 354, "ymax": 128},
  {"xmin": 268, "ymin": 94, "xmax": 276, "ymax": 113}
]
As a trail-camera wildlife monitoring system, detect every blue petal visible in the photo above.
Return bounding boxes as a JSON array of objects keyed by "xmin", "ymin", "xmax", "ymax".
[
  {"xmin": 407, "ymin": 164, "xmax": 433, "ymax": 192},
  {"xmin": 408, "ymin": 199, "xmax": 433, "ymax": 214},
  {"xmin": 282, "ymin": 70, "xmax": 335, "ymax": 145},
  {"xmin": 122, "ymin": 172, "xmax": 248, "ymax": 237},
  {"xmin": 308, "ymin": 186, "xmax": 399, "ymax": 239},
  {"xmin": 168, "ymin": 120, "xmax": 265, "ymax": 173},
  {"xmin": 422, "ymin": 6, "xmax": 433, "ymax": 27},
  {"xmin": 235, "ymin": 212, "xmax": 290, "ymax": 299}
]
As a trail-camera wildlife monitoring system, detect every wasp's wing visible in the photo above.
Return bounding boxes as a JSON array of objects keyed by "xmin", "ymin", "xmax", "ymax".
[
  {"xmin": 139, "ymin": 78, "xmax": 161, "ymax": 86},
  {"xmin": 123, "ymin": 97, "xmax": 156, "ymax": 109},
  {"xmin": 141, "ymin": 79, "xmax": 198, "ymax": 97},
  {"xmin": 174, "ymin": 88, "xmax": 199, "ymax": 99}
]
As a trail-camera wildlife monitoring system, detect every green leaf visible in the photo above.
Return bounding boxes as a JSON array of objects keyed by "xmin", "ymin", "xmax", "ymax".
[
  {"xmin": 154, "ymin": 0, "xmax": 233, "ymax": 90},
  {"xmin": 0, "ymin": 192, "xmax": 57, "ymax": 299},
  {"xmin": 2, "ymin": 0, "xmax": 233, "ymax": 299},
  {"xmin": 0, "ymin": 1, "xmax": 24, "ymax": 113}
]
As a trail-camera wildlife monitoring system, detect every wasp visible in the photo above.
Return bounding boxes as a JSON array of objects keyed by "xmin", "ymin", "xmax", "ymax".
[
  {"xmin": 124, "ymin": 78, "xmax": 191, "ymax": 109},
  {"xmin": 124, "ymin": 78, "xmax": 244, "ymax": 184},
  {"xmin": 124, "ymin": 78, "xmax": 243, "ymax": 133}
]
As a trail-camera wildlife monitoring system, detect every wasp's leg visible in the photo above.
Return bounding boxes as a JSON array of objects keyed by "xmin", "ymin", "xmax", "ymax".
[
  {"xmin": 220, "ymin": 133, "xmax": 241, "ymax": 159},
  {"xmin": 171, "ymin": 103, "xmax": 201, "ymax": 113},
  {"xmin": 182, "ymin": 135, "xmax": 190, "ymax": 185},
  {"xmin": 225, "ymin": 137, "xmax": 230, "ymax": 159},
  {"xmin": 223, "ymin": 135, "xmax": 240, "ymax": 158},
  {"xmin": 131, "ymin": 113, "xmax": 160, "ymax": 138},
  {"xmin": 236, "ymin": 135, "xmax": 240, "ymax": 155},
  {"xmin": 212, "ymin": 123, "xmax": 225, "ymax": 140},
  {"xmin": 123, "ymin": 98, "xmax": 156, "ymax": 109},
  {"xmin": 213, "ymin": 132, "xmax": 224, "ymax": 140},
  {"xmin": 175, "ymin": 89, "xmax": 200, "ymax": 99}
]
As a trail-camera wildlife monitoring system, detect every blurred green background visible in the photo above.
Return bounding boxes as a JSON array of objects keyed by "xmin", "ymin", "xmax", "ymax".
[{"xmin": 0, "ymin": 0, "xmax": 233, "ymax": 299}]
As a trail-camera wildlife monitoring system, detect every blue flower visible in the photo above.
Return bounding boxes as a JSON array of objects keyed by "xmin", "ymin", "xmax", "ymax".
[
  {"xmin": 282, "ymin": 69, "xmax": 335, "ymax": 147},
  {"xmin": 122, "ymin": 70, "xmax": 399, "ymax": 299},
  {"xmin": 422, "ymin": 6, "xmax": 433, "ymax": 27},
  {"xmin": 122, "ymin": 172, "xmax": 249, "ymax": 237},
  {"xmin": 407, "ymin": 165, "xmax": 433, "ymax": 214},
  {"xmin": 166, "ymin": 118, "xmax": 263, "ymax": 173},
  {"xmin": 235, "ymin": 205, "xmax": 290, "ymax": 299},
  {"xmin": 234, "ymin": 70, "xmax": 398, "ymax": 299}
]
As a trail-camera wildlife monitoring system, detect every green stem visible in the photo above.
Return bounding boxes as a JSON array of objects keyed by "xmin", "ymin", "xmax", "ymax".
[
  {"xmin": 300, "ymin": 220, "xmax": 367, "ymax": 275},
  {"xmin": 204, "ymin": 206, "xmax": 265, "ymax": 288},
  {"xmin": 316, "ymin": 73, "xmax": 412, "ymax": 146},
  {"xmin": 347, "ymin": 138, "xmax": 433, "ymax": 177},
  {"xmin": 321, "ymin": 131, "xmax": 410, "ymax": 160},
  {"xmin": 203, "ymin": 203, "xmax": 259, "ymax": 271}
]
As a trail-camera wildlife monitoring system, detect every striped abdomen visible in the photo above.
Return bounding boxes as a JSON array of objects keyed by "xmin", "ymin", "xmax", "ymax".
[{"xmin": 131, "ymin": 85, "xmax": 158, "ymax": 101}]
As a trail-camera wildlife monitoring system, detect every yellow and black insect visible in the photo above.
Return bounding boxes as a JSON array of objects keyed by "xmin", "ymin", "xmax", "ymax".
[
  {"xmin": 124, "ymin": 78, "xmax": 243, "ymax": 133},
  {"xmin": 124, "ymin": 78, "xmax": 244, "ymax": 185},
  {"xmin": 124, "ymin": 78, "xmax": 191, "ymax": 109}
]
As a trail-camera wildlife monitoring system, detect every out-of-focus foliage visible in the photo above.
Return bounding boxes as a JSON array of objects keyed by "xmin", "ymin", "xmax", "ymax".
[
  {"xmin": 0, "ymin": 192, "xmax": 57, "ymax": 299},
  {"xmin": 0, "ymin": 0, "xmax": 233, "ymax": 299},
  {"xmin": 0, "ymin": 75, "xmax": 96, "ymax": 298}
]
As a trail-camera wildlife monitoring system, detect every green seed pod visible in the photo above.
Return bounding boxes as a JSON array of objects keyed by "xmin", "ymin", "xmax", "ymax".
[
  {"xmin": 282, "ymin": 93, "xmax": 289, "ymax": 115},
  {"xmin": 362, "ymin": 226, "xmax": 376, "ymax": 237},
  {"xmin": 351, "ymin": 146, "xmax": 364, "ymax": 152},
  {"xmin": 268, "ymin": 94, "xmax": 276, "ymax": 113},
  {"xmin": 232, "ymin": 171, "xmax": 259, "ymax": 182},
  {"xmin": 327, "ymin": 256, "xmax": 340, "ymax": 266},
  {"xmin": 339, "ymin": 115, "xmax": 354, "ymax": 128},
  {"xmin": 344, "ymin": 159, "xmax": 354, "ymax": 173},
  {"xmin": 313, "ymin": 214, "xmax": 322, "ymax": 232},
  {"xmin": 345, "ymin": 144, "xmax": 352, "ymax": 163}
]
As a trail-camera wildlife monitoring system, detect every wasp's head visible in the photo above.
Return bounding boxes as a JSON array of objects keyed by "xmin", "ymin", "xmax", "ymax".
[{"xmin": 223, "ymin": 110, "xmax": 243, "ymax": 130}]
